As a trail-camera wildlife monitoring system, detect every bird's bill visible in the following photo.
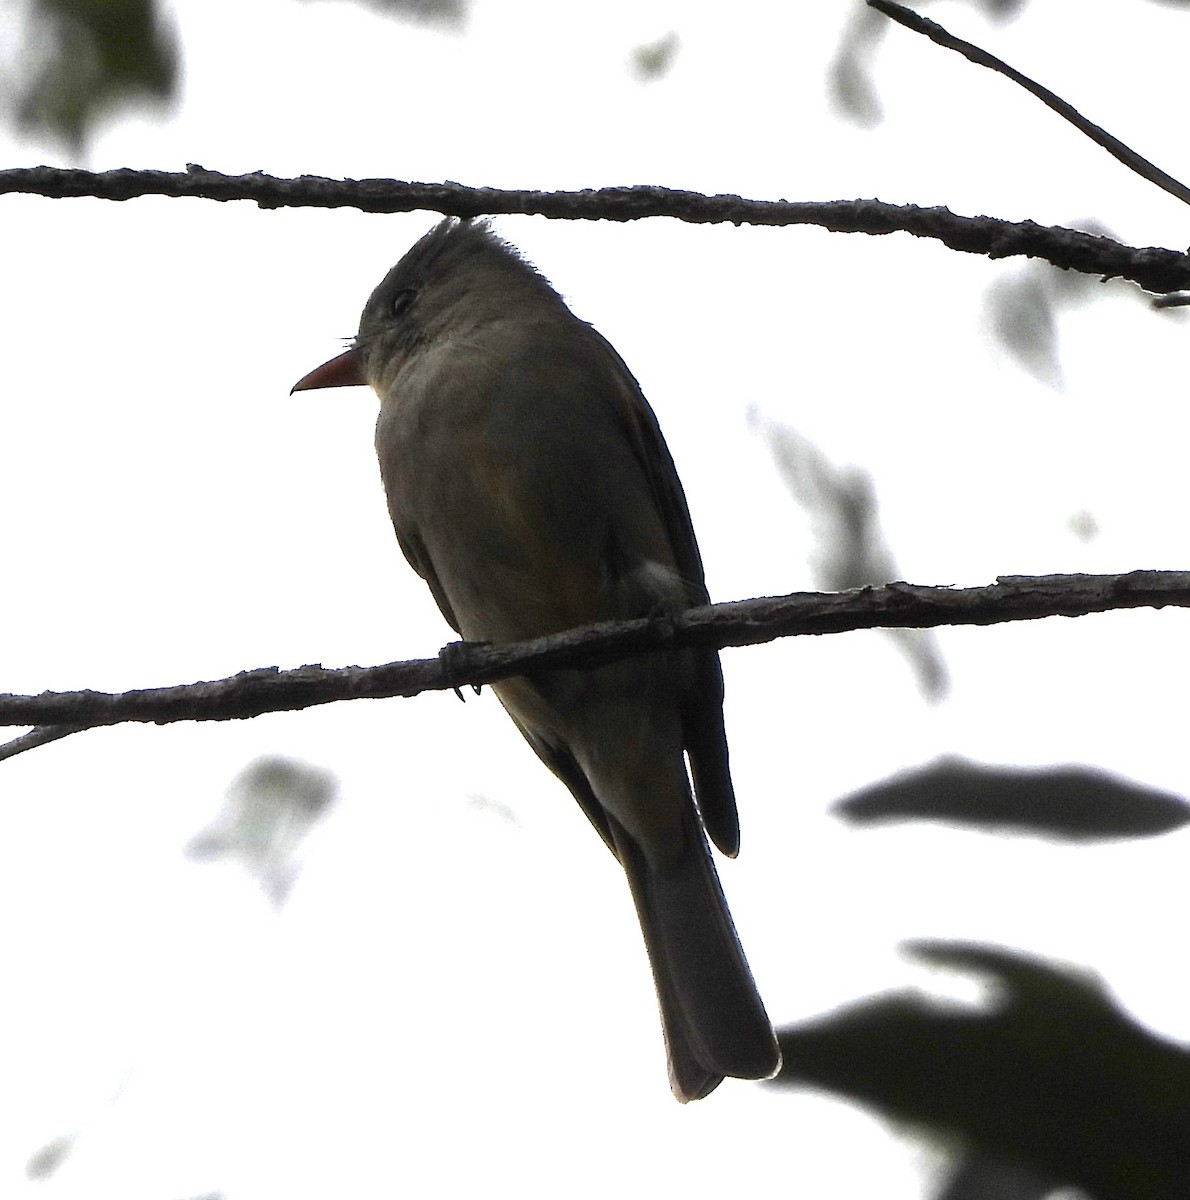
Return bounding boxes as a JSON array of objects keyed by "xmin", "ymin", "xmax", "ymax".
[{"xmin": 290, "ymin": 349, "xmax": 366, "ymax": 393}]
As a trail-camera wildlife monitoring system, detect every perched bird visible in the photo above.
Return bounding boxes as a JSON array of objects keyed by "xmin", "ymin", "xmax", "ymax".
[{"xmin": 292, "ymin": 218, "xmax": 779, "ymax": 1100}]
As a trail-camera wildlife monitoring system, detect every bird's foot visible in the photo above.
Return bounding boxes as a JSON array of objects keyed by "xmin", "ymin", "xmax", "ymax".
[{"xmin": 438, "ymin": 640, "xmax": 488, "ymax": 701}]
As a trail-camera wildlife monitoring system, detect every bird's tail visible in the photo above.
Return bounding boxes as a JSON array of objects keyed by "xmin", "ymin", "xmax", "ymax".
[{"xmin": 613, "ymin": 807, "xmax": 780, "ymax": 1101}]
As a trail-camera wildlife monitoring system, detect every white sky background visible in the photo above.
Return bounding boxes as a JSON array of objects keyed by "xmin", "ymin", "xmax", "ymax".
[{"xmin": 3, "ymin": 1, "xmax": 1190, "ymax": 1196}]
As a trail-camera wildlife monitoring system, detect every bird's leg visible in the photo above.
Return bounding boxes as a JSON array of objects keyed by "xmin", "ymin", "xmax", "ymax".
[{"xmin": 438, "ymin": 639, "xmax": 487, "ymax": 700}]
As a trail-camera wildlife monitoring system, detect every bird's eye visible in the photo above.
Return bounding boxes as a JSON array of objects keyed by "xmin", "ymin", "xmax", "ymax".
[{"xmin": 389, "ymin": 288, "xmax": 417, "ymax": 318}]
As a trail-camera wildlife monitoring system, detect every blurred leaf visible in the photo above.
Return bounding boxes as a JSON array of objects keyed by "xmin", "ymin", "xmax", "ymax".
[
  {"xmin": 835, "ymin": 756, "xmax": 1190, "ymax": 840},
  {"xmin": 630, "ymin": 31, "xmax": 680, "ymax": 82},
  {"xmin": 774, "ymin": 941, "xmax": 1190, "ymax": 1200},
  {"xmin": 834, "ymin": 0, "xmax": 1025, "ymax": 128},
  {"xmin": 1067, "ymin": 509, "xmax": 1098, "ymax": 542},
  {"xmin": 936, "ymin": 1152, "xmax": 1067, "ymax": 1200},
  {"xmin": 970, "ymin": 0, "xmax": 1029, "ymax": 15},
  {"xmin": 756, "ymin": 415, "xmax": 949, "ymax": 701},
  {"xmin": 889, "ymin": 626, "xmax": 949, "ymax": 700},
  {"xmin": 759, "ymin": 421, "xmax": 894, "ymax": 593},
  {"xmin": 1059, "ymin": 221, "xmax": 1187, "ymax": 320},
  {"xmin": 25, "ymin": 1133, "xmax": 75, "ymax": 1180},
  {"xmin": 985, "ymin": 219, "xmax": 1185, "ymax": 383},
  {"xmin": 829, "ymin": 41, "xmax": 884, "ymax": 126},
  {"xmin": 11, "ymin": 0, "xmax": 178, "ymax": 152},
  {"xmin": 987, "ymin": 273, "xmax": 1062, "ymax": 388},
  {"xmin": 829, "ymin": 6, "xmax": 886, "ymax": 127},
  {"xmin": 294, "ymin": 0, "xmax": 468, "ymax": 27},
  {"xmin": 466, "ymin": 792, "xmax": 521, "ymax": 826},
  {"xmin": 187, "ymin": 756, "xmax": 337, "ymax": 904}
]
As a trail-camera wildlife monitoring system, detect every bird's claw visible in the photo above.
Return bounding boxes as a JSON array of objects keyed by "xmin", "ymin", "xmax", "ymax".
[{"xmin": 439, "ymin": 639, "xmax": 488, "ymax": 700}]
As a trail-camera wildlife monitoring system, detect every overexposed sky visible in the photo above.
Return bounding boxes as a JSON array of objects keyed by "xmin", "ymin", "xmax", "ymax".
[{"xmin": 3, "ymin": 2, "xmax": 1190, "ymax": 1197}]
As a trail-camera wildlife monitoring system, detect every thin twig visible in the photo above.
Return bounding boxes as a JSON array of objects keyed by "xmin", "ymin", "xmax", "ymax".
[
  {"xmin": 0, "ymin": 725, "xmax": 87, "ymax": 762},
  {"xmin": 868, "ymin": 0, "xmax": 1190, "ymax": 208},
  {"xmin": 1, "ymin": 572, "xmax": 1188, "ymax": 756}
]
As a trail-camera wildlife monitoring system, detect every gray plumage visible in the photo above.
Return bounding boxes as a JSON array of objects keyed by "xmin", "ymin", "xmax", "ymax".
[{"xmin": 299, "ymin": 219, "xmax": 779, "ymax": 1099}]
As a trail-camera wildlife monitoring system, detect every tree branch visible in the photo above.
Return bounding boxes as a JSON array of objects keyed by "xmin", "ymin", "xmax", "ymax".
[
  {"xmin": 3, "ymin": 166, "xmax": 1188, "ymax": 294},
  {"xmin": 0, "ymin": 724, "xmax": 89, "ymax": 763},
  {"xmin": 1, "ymin": 572, "xmax": 1187, "ymax": 756},
  {"xmin": 869, "ymin": 0, "xmax": 1190, "ymax": 209}
]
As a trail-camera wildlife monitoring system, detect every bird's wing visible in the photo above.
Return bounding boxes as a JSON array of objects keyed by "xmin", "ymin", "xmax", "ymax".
[
  {"xmin": 587, "ymin": 328, "xmax": 740, "ymax": 858},
  {"xmin": 586, "ymin": 328, "xmax": 708, "ymax": 599},
  {"xmin": 394, "ymin": 524, "xmax": 465, "ymax": 636}
]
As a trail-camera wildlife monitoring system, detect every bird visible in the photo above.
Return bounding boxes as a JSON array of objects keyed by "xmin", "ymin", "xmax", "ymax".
[{"xmin": 292, "ymin": 218, "xmax": 779, "ymax": 1100}]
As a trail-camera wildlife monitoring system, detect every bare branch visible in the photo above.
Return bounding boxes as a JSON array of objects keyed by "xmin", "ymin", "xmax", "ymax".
[
  {"xmin": 0, "ymin": 725, "xmax": 88, "ymax": 763},
  {"xmin": 1, "ymin": 572, "xmax": 1187, "ymax": 749},
  {"xmin": 2, "ymin": 166, "xmax": 1188, "ymax": 294},
  {"xmin": 868, "ymin": 0, "xmax": 1190, "ymax": 209}
]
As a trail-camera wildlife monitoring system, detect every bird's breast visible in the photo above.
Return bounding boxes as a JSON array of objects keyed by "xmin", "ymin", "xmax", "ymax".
[{"xmin": 373, "ymin": 345, "xmax": 684, "ymax": 643}]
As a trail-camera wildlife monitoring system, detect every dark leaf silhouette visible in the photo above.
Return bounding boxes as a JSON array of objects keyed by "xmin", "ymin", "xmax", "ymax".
[
  {"xmin": 11, "ymin": 0, "xmax": 178, "ymax": 151},
  {"xmin": 773, "ymin": 941, "xmax": 1190, "ymax": 1200},
  {"xmin": 295, "ymin": 0, "xmax": 468, "ymax": 27},
  {"xmin": 5, "ymin": 0, "xmax": 470, "ymax": 152},
  {"xmin": 936, "ymin": 1152, "xmax": 1067, "ymax": 1200},
  {"xmin": 835, "ymin": 756, "xmax": 1190, "ymax": 840}
]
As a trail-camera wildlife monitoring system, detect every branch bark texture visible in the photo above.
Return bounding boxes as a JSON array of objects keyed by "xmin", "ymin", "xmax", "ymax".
[
  {"xmin": 2, "ymin": 571, "xmax": 1187, "ymax": 734},
  {"xmin": 3, "ymin": 167, "xmax": 1189, "ymax": 294}
]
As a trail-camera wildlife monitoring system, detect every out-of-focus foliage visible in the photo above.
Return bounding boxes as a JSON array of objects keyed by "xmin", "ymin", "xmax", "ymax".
[
  {"xmin": 835, "ymin": 756, "xmax": 1190, "ymax": 840},
  {"xmin": 25, "ymin": 1133, "xmax": 75, "ymax": 1180},
  {"xmin": 935, "ymin": 1152, "xmax": 1069, "ymax": 1200},
  {"xmin": 829, "ymin": 3, "xmax": 891, "ymax": 127},
  {"xmin": 2, "ymin": 0, "xmax": 467, "ymax": 153},
  {"xmin": 774, "ymin": 941, "xmax": 1190, "ymax": 1200},
  {"xmin": 466, "ymin": 791, "xmax": 521, "ymax": 826},
  {"xmin": 629, "ymin": 31, "xmax": 681, "ymax": 82},
  {"xmin": 836, "ymin": 8, "xmax": 1190, "ymax": 381},
  {"xmin": 8, "ymin": 0, "xmax": 179, "ymax": 152},
  {"xmin": 985, "ymin": 220, "xmax": 1187, "ymax": 386},
  {"xmin": 187, "ymin": 757, "xmax": 337, "ymax": 904},
  {"xmin": 830, "ymin": 0, "xmax": 1028, "ymax": 128},
  {"xmin": 759, "ymin": 417, "xmax": 894, "ymax": 593},
  {"xmin": 1067, "ymin": 509, "xmax": 1099, "ymax": 542},
  {"xmin": 294, "ymin": 0, "xmax": 468, "ymax": 28},
  {"xmin": 755, "ymin": 412, "xmax": 948, "ymax": 701},
  {"xmin": 986, "ymin": 272, "xmax": 1062, "ymax": 388}
]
